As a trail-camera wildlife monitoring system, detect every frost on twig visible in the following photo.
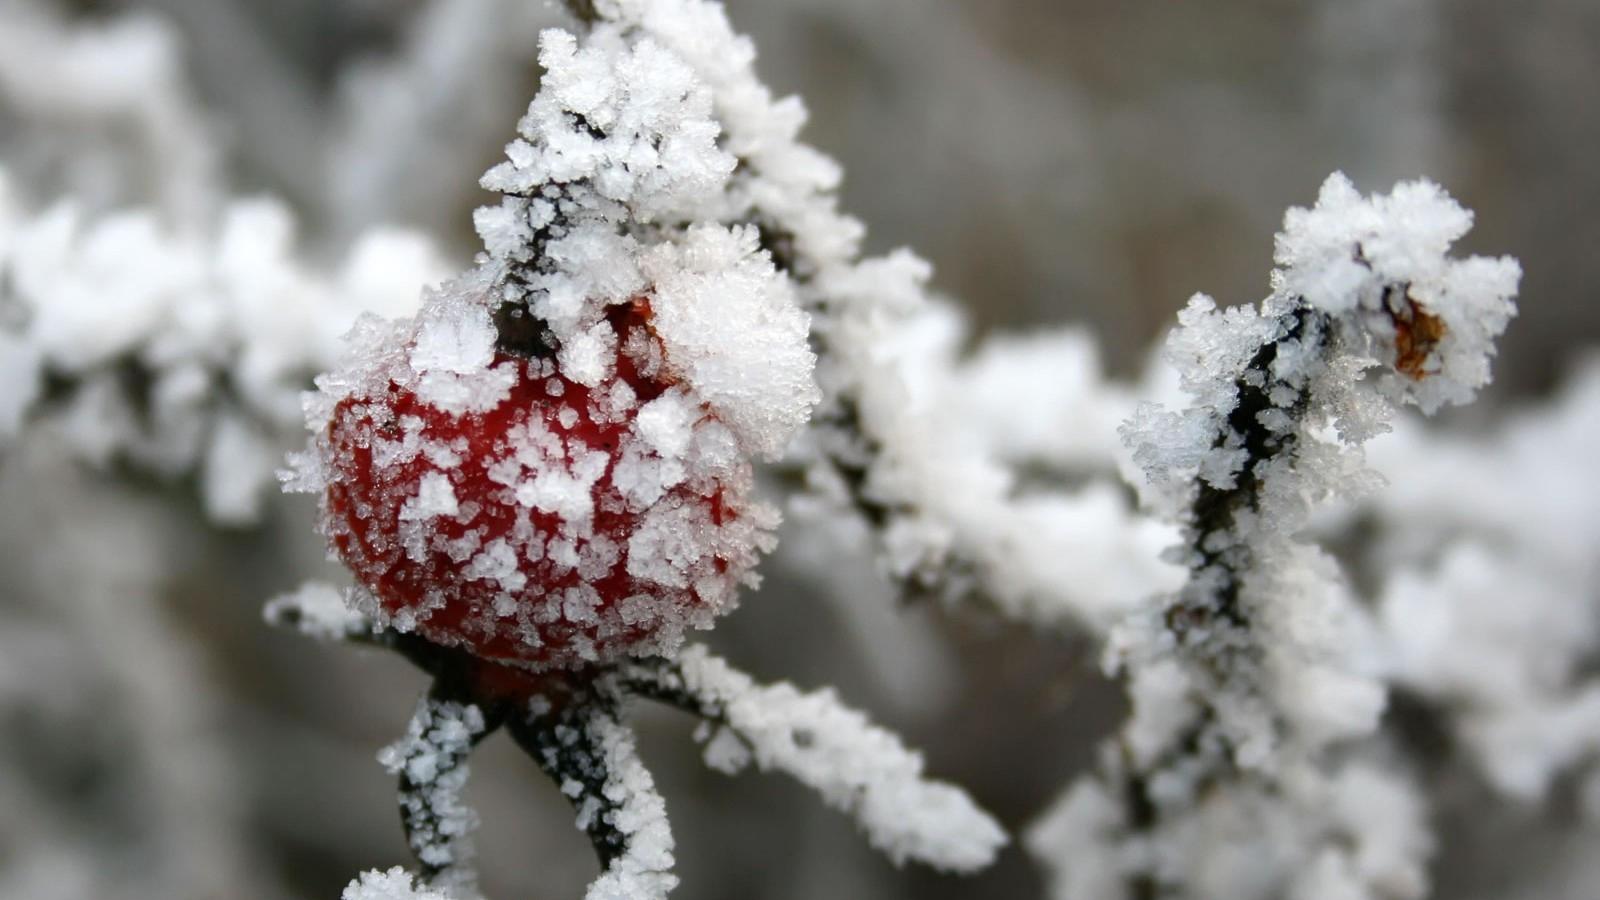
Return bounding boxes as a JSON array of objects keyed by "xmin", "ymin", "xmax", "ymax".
[
  {"xmin": 343, "ymin": 867, "xmax": 456, "ymax": 900},
  {"xmin": 619, "ymin": 646, "xmax": 1007, "ymax": 873},
  {"xmin": 382, "ymin": 694, "xmax": 498, "ymax": 896},
  {"xmin": 264, "ymin": 582, "xmax": 377, "ymax": 643},
  {"xmin": 508, "ymin": 686, "xmax": 677, "ymax": 900},
  {"xmin": 266, "ymin": 579, "xmax": 1003, "ymax": 895},
  {"xmin": 1029, "ymin": 174, "xmax": 1518, "ymax": 900}
]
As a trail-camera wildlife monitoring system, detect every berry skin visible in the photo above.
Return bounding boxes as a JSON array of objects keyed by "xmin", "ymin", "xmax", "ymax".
[{"xmin": 320, "ymin": 301, "xmax": 765, "ymax": 670}]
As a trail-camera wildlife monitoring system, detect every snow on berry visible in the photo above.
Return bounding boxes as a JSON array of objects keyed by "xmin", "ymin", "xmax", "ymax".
[
  {"xmin": 287, "ymin": 272, "xmax": 796, "ymax": 670},
  {"xmin": 283, "ymin": 7, "xmax": 821, "ymax": 670}
]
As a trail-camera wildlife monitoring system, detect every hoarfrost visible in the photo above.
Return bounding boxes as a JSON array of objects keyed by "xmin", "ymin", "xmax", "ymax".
[
  {"xmin": 639, "ymin": 225, "xmax": 819, "ymax": 460},
  {"xmin": 0, "ymin": 164, "xmax": 447, "ymax": 523},
  {"xmin": 342, "ymin": 867, "xmax": 454, "ymax": 900},
  {"xmin": 380, "ymin": 698, "xmax": 489, "ymax": 894},
  {"xmin": 622, "ymin": 647, "xmax": 1007, "ymax": 873},
  {"xmin": 1036, "ymin": 174, "xmax": 1519, "ymax": 900},
  {"xmin": 576, "ymin": 715, "xmax": 677, "ymax": 900}
]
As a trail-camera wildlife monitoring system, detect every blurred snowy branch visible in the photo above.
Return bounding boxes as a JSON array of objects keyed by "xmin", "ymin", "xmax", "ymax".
[
  {"xmin": 1365, "ymin": 360, "xmax": 1600, "ymax": 801},
  {"xmin": 0, "ymin": 0, "xmax": 220, "ymax": 224},
  {"xmin": 0, "ymin": 168, "xmax": 446, "ymax": 522}
]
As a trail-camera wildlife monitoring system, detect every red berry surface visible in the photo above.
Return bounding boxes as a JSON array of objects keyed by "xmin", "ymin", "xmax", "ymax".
[{"xmin": 320, "ymin": 302, "xmax": 761, "ymax": 670}]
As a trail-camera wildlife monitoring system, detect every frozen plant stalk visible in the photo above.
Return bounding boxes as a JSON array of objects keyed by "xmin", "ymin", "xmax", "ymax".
[{"xmin": 1029, "ymin": 174, "xmax": 1519, "ymax": 900}]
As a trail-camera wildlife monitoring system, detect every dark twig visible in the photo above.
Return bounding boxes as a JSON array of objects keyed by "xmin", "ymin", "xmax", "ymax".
[{"xmin": 506, "ymin": 685, "xmax": 633, "ymax": 869}]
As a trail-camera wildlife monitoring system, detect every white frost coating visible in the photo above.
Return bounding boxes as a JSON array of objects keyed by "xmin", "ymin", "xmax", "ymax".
[
  {"xmin": 559, "ymin": 322, "xmax": 617, "ymax": 388},
  {"xmin": 1044, "ymin": 175, "xmax": 1519, "ymax": 900},
  {"xmin": 581, "ymin": 714, "xmax": 678, "ymax": 900},
  {"xmin": 634, "ymin": 389, "xmax": 696, "ymax": 459},
  {"xmin": 468, "ymin": 20, "xmax": 819, "ymax": 462},
  {"xmin": 654, "ymin": 646, "xmax": 1006, "ymax": 872},
  {"xmin": 342, "ymin": 867, "xmax": 452, "ymax": 900},
  {"xmin": 0, "ymin": 164, "xmax": 448, "ymax": 523},
  {"xmin": 1274, "ymin": 173, "xmax": 1519, "ymax": 414},
  {"xmin": 563, "ymin": 0, "xmax": 1174, "ymax": 629},
  {"xmin": 380, "ymin": 698, "xmax": 488, "ymax": 894},
  {"xmin": 408, "ymin": 298, "xmax": 518, "ymax": 415},
  {"xmin": 480, "ymin": 28, "xmax": 732, "ymax": 225},
  {"xmin": 640, "ymin": 225, "xmax": 819, "ymax": 459}
]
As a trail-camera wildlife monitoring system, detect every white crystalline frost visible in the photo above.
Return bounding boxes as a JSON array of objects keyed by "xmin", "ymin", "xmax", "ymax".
[
  {"xmin": 263, "ymin": 581, "xmax": 372, "ymax": 642},
  {"xmin": 0, "ymin": 163, "xmax": 447, "ymax": 524},
  {"xmin": 478, "ymin": 28, "xmax": 733, "ymax": 225},
  {"xmin": 642, "ymin": 225, "xmax": 820, "ymax": 460},
  {"xmin": 559, "ymin": 321, "xmax": 618, "ymax": 388},
  {"xmin": 1275, "ymin": 173, "xmax": 1519, "ymax": 413},
  {"xmin": 634, "ymin": 388, "xmax": 697, "ymax": 459},
  {"xmin": 663, "ymin": 646, "xmax": 1006, "ymax": 872},
  {"xmin": 401, "ymin": 472, "xmax": 461, "ymax": 522},
  {"xmin": 379, "ymin": 698, "xmax": 488, "ymax": 889},
  {"xmin": 408, "ymin": 295, "xmax": 517, "ymax": 415},
  {"xmin": 582, "ymin": 714, "xmax": 678, "ymax": 900},
  {"xmin": 342, "ymin": 867, "xmax": 451, "ymax": 900}
]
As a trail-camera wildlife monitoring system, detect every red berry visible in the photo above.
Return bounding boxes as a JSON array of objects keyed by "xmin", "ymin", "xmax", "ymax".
[{"xmin": 318, "ymin": 300, "xmax": 767, "ymax": 670}]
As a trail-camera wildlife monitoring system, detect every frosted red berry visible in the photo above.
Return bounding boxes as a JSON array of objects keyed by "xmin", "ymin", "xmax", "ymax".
[{"xmin": 319, "ymin": 301, "xmax": 764, "ymax": 670}]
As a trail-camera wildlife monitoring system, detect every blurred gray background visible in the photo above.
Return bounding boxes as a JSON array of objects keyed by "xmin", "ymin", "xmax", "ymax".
[{"xmin": 3, "ymin": 1, "xmax": 1598, "ymax": 898}]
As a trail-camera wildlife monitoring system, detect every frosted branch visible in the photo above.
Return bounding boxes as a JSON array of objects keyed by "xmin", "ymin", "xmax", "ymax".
[
  {"xmin": 507, "ymin": 688, "xmax": 678, "ymax": 900},
  {"xmin": 0, "ymin": 169, "xmax": 446, "ymax": 522},
  {"xmin": 382, "ymin": 694, "xmax": 498, "ymax": 894},
  {"xmin": 619, "ymin": 647, "xmax": 1006, "ymax": 873},
  {"xmin": 1037, "ymin": 174, "xmax": 1518, "ymax": 900},
  {"xmin": 343, "ymin": 867, "xmax": 456, "ymax": 900},
  {"xmin": 263, "ymin": 582, "xmax": 377, "ymax": 643}
]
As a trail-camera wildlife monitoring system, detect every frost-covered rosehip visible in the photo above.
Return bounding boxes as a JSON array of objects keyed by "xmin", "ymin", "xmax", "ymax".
[
  {"xmin": 325, "ymin": 302, "xmax": 766, "ymax": 668},
  {"xmin": 285, "ymin": 225, "xmax": 819, "ymax": 669}
]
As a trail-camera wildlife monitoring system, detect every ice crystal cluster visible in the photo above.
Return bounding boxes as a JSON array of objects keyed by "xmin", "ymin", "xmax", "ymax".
[{"xmin": 379, "ymin": 698, "xmax": 488, "ymax": 896}]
